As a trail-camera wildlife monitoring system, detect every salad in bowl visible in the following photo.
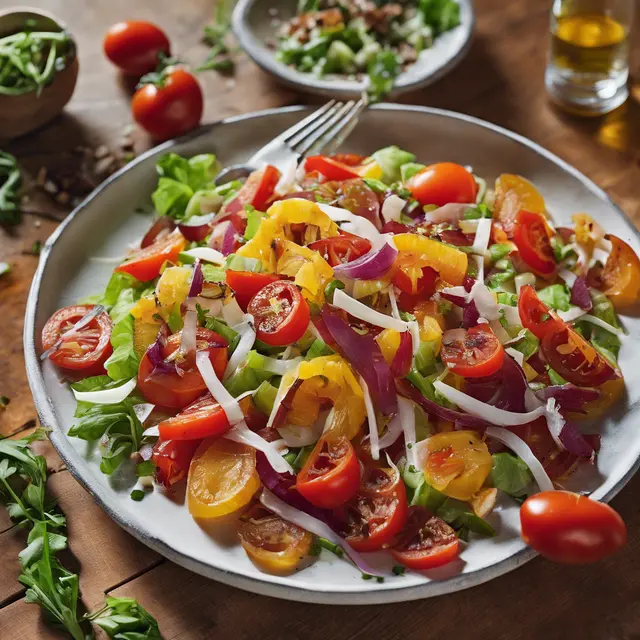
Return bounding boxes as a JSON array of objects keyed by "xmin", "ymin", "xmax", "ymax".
[{"xmin": 40, "ymin": 146, "xmax": 634, "ymax": 578}]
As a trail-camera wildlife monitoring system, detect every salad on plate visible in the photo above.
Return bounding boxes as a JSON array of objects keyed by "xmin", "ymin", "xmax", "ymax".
[{"xmin": 40, "ymin": 146, "xmax": 635, "ymax": 578}]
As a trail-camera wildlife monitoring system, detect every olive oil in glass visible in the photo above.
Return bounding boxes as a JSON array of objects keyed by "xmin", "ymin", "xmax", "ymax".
[{"xmin": 545, "ymin": 0, "xmax": 633, "ymax": 115}]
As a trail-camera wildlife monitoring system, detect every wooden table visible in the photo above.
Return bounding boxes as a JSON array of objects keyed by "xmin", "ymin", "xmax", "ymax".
[{"xmin": 1, "ymin": 0, "xmax": 640, "ymax": 637}]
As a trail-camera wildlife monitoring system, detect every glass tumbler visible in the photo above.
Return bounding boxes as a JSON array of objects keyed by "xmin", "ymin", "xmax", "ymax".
[{"xmin": 545, "ymin": 0, "xmax": 634, "ymax": 115}]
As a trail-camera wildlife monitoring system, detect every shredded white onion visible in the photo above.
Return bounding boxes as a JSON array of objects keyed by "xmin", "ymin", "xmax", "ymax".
[
  {"xmin": 262, "ymin": 355, "xmax": 304, "ymax": 375},
  {"xmin": 333, "ymin": 289, "xmax": 407, "ymax": 332},
  {"xmin": 422, "ymin": 202, "xmax": 475, "ymax": 224},
  {"xmin": 133, "ymin": 403, "xmax": 155, "ymax": 424},
  {"xmin": 544, "ymin": 398, "xmax": 565, "ymax": 450},
  {"xmin": 316, "ymin": 201, "xmax": 382, "ymax": 244},
  {"xmin": 580, "ymin": 314, "xmax": 625, "ymax": 338},
  {"xmin": 558, "ymin": 268, "xmax": 577, "ymax": 288},
  {"xmin": 387, "ymin": 286, "xmax": 401, "ymax": 320},
  {"xmin": 589, "ymin": 248, "xmax": 610, "ymax": 268},
  {"xmin": 398, "ymin": 397, "xmax": 417, "ymax": 467},
  {"xmin": 360, "ymin": 377, "xmax": 379, "ymax": 461},
  {"xmin": 459, "ymin": 219, "xmax": 480, "ymax": 235},
  {"xmin": 72, "ymin": 377, "xmax": 137, "ymax": 405},
  {"xmin": 489, "ymin": 319, "xmax": 511, "ymax": 344},
  {"xmin": 180, "ymin": 309, "xmax": 198, "ymax": 356},
  {"xmin": 274, "ymin": 157, "xmax": 298, "ymax": 195},
  {"xmin": 471, "ymin": 217, "xmax": 492, "ymax": 255},
  {"xmin": 505, "ymin": 347, "xmax": 524, "ymax": 367},
  {"xmin": 377, "ymin": 412, "xmax": 404, "ymax": 451},
  {"xmin": 223, "ymin": 319, "xmax": 256, "ymax": 380},
  {"xmin": 408, "ymin": 320, "xmax": 420, "ymax": 356},
  {"xmin": 484, "ymin": 427, "xmax": 554, "ymax": 492},
  {"xmin": 514, "ymin": 272, "xmax": 536, "ymax": 294},
  {"xmin": 307, "ymin": 321, "xmax": 322, "ymax": 341},
  {"xmin": 226, "ymin": 421, "xmax": 294, "ymax": 474},
  {"xmin": 193, "ymin": 297, "xmax": 223, "ymax": 316},
  {"xmin": 267, "ymin": 372, "xmax": 298, "ymax": 428},
  {"xmin": 181, "ymin": 247, "xmax": 226, "ymax": 264},
  {"xmin": 260, "ymin": 488, "xmax": 387, "ymax": 577},
  {"xmin": 222, "ymin": 297, "xmax": 245, "ymax": 327},
  {"xmin": 278, "ymin": 411, "xmax": 328, "ymax": 448},
  {"xmin": 196, "ymin": 351, "xmax": 244, "ymax": 424},
  {"xmin": 557, "ymin": 306, "xmax": 587, "ymax": 323},
  {"xmin": 381, "ymin": 195, "xmax": 406, "ymax": 223}
]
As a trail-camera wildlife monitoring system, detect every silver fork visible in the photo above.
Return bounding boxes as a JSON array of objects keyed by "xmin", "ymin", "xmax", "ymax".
[{"xmin": 215, "ymin": 97, "xmax": 368, "ymax": 186}]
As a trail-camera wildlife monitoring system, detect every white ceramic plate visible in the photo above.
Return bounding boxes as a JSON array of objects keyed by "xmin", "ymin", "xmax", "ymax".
[
  {"xmin": 25, "ymin": 105, "xmax": 640, "ymax": 604},
  {"xmin": 232, "ymin": 0, "xmax": 474, "ymax": 98}
]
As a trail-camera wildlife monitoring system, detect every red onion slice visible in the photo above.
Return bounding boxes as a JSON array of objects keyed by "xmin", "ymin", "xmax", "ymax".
[
  {"xmin": 221, "ymin": 221, "xmax": 238, "ymax": 256},
  {"xmin": 535, "ymin": 384, "xmax": 599, "ymax": 413},
  {"xmin": 390, "ymin": 331, "xmax": 412, "ymax": 378},
  {"xmin": 178, "ymin": 214, "xmax": 215, "ymax": 242},
  {"xmin": 570, "ymin": 275, "xmax": 593, "ymax": 311},
  {"xmin": 187, "ymin": 260, "xmax": 203, "ymax": 298},
  {"xmin": 559, "ymin": 422, "xmax": 597, "ymax": 459},
  {"xmin": 333, "ymin": 241, "xmax": 398, "ymax": 280}
]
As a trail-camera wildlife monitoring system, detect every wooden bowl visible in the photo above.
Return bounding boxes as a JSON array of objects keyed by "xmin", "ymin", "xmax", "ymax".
[{"xmin": 0, "ymin": 7, "xmax": 79, "ymax": 140}]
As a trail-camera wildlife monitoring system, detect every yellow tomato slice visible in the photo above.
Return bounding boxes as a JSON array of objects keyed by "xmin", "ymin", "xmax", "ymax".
[
  {"xmin": 393, "ymin": 233, "xmax": 468, "ymax": 286},
  {"xmin": 239, "ymin": 510, "xmax": 312, "ymax": 575},
  {"xmin": 494, "ymin": 174, "xmax": 546, "ymax": 216},
  {"xmin": 422, "ymin": 431, "xmax": 492, "ymax": 501},
  {"xmin": 187, "ymin": 439, "xmax": 260, "ymax": 519},
  {"xmin": 599, "ymin": 235, "xmax": 640, "ymax": 308},
  {"xmin": 376, "ymin": 328, "xmax": 402, "ymax": 366}
]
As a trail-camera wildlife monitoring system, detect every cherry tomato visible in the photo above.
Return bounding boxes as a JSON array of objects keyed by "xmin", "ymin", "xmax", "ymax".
[
  {"xmin": 520, "ymin": 491, "xmax": 627, "ymax": 564},
  {"xmin": 226, "ymin": 271, "xmax": 280, "ymax": 311},
  {"xmin": 542, "ymin": 326, "xmax": 617, "ymax": 387},
  {"xmin": 239, "ymin": 506, "xmax": 313, "ymax": 575},
  {"xmin": 422, "ymin": 431, "xmax": 493, "ymax": 501},
  {"xmin": 115, "ymin": 230, "xmax": 185, "ymax": 281},
  {"xmin": 308, "ymin": 231, "xmax": 372, "ymax": 267},
  {"xmin": 158, "ymin": 393, "xmax": 231, "ymax": 441},
  {"xmin": 331, "ymin": 153, "xmax": 367, "ymax": 166},
  {"xmin": 42, "ymin": 305, "xmax": 113, "ymax": 375},
  {"xmin": 305, "ymin": 155, "xmax": 360, "ymax": 181},
  {"xmin": 187, "ymin": 438, "xmax": 260, "ymax": 519},
  {"xmin": 103, "ymin": 21, "xmax": 170, "ymax": 76},
  {"xmin": 138, "ymin": 327, "xmax": 228, "ymax": 409},
  {"xmin": 513, "ymin": 210, "xmax": 556, "ymax": 276},
  {"xmin": 390, "ymin": 506, "xmax": 460, "ymax": 570},
  {"xmin": 295, "ymin": 435, "xmax": 361, "ymax": 509},
  {"xmin": 152, "ymin": 438, "xmax": 201, "ymax": 489},
  {"xmin": 315, "ymin": 179, "xmax": 381, "ymax": 229},
  {"xmin": 493, "ymin": 174, "xmax": 546, "ymax": 237},
  {"xmin": 338, "ymin": 466, "xmax": 408, "ymax": 552},
  {"xmin": 132, "ymin": 68, "xmax": 203, "ymax": 141},
  {"xmin": 518, "ymin": 285, "xmax": 565, "ymax": 340},
  {"xmin": 595, "ymin": 234, "xmax": 640, "ymax": 308},
  {"xmin": 222, "ymin": 166, "xmax": 281, "ymax": 216},
  {"xmin": 141, "ymin": 217, "xmax": 175, "ymax": 248},
  {"xmin": 248, "ymin": 280, "xmax": 310, "ymax": 346},
  {"xmin": 407, "ymin": 163, "xmax": 477, "ymax": 207},
  {"xmin": 440, "ymin": 325, "xmax": 505, "ymax": 378}
]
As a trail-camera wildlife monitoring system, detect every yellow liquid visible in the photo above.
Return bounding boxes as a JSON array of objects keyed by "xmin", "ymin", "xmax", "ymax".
[{"xmin": 551, "ymin": 14, "xmax": 627, "ymax": 76}]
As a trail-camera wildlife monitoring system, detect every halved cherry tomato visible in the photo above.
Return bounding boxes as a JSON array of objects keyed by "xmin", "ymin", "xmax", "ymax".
[
  {"xmin": 422, "ymin": 431, "xmax": 493, "ymax": 500},
  {"xmin": 42, "ymin": 305, "xmax": 113, "ymax": 375},
  {"xmin": 187, "ymin": 438, "xmax": 260, "ymax": 519},
  {"xmin": 308, "ymin": 231, "xmax": 372, "ymax": 267},
  {"xmin": 520, "ymin": 491, "xmax": 627, "ymax": 564},
  {"xmin": 542, "ymin": 326, "xmax": 617, "ymax": 387},
  {"xmin": 518, "ymin": 285, "xmax": 564, "ymax": 340},
  {"xmin": 305, "ymin": 155, "xmax": 360, "ymax": 181},
  {"xmin": 239, "ymin": 505, "xmax": 313, "ymax": 575},
  {"xmin": 132, "ymin": 68, "xmax": 203, "ymax": 141},
  {"xmin": 493, "ymin": 174, "xmax": 546, "ymax": 237},
  {"xmin": 296, "ymin": 435, "xmax": 360, "ymax": 509},
  {"xmin": 338, "ymin": 466, "xmax": 408, "ymax": 552},
  {"xmin": 141, "ymin": 216, "xmax": 175, "ymax": 248},
  {"xmin": 158, "ymin": 393, "xmax": 230, "ymax": 441},
  {"xmin": 593, "ymin": 234, "xmax": 640, "ymax": 308},
  {"xmin": 513, "ymin": 210, "xmax": 556, "ymax": 276},
  {"xmin": 225, "ymin": 271, "xmax": 280, "ymax": 311},
  {"xmin": 406, "ymin": 163, "xmax": 477, "ymax": 207},
  {"xmin": 103, "ymin": 21, "xmax": 170, "ymax": 76},
  {"xmin": 138, "ymin": 327, "xmax": 228, "ymax": 409},
  {"xmin": 440, "ymin": 325, "xmax": 504, "ymax": 378},
  {"xmin": 152, "ymin": 438, "xmax": 201, "ymax": 489},
  {"xmin": 115, "ymin": 230, "xmax": 186, "ymax": 281},
  {"xmin": 315, "ymin": 179, "xmax": 381, "ymax": 229},
  {"xmin": 248, "ymin": 280, "xmax": 310, "ymax": 346},
  {"xmin": 222, "ymin": 166, "xmax": 281, "ymax": 215},
  {"xmin": 390, "ymin": 506, "xmax": 460, "ymax": 570}
]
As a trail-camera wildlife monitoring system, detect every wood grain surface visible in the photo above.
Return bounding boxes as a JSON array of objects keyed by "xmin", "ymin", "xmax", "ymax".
[{"xmin": 1, "ymin": 0, "xmax": 639, "ymax": 638}]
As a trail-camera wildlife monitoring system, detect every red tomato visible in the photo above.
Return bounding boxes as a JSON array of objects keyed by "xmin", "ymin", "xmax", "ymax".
[
  {"xmin": 518, "ymin": 285, "xmax": 564, "ymax": 340},
  {"xmin": 141, "ymin": 217, "xmax": 175, "ymax": 248},
  {"xmin": 103, "ymin": 21, "xmax": 170, "ymax": 76},
  {"xmin": 115, "ymin": 230, "xmax": 185, "ymax": 281},
  {"xmin": 407, "ymin": 163, "xmax": 477, "ymax": 207},
  {"xmin": 308, "ymin": 231, "xmax": 372, "ymax": 267},
  {"xmin": 440, "ymin": 325, "xmax": 505, "ymax": 378},
  {"xmin": 315, "ymin": 179, "xmax": 381, "ymax": 229},
  {"xmin": 138, "ymin": 328, "xmax": 228, "ymax": 409},
  {"xmin": 222, "ymin": 166, "xmax": 281, "ymax": 215},
  {"xmin": 158, "ymin": 393, "xmax": 231, "ymax": 441},
  {"xmin": 390, "ymin": 506, "xmax": 460, "ymax": 570},
  {"xmin": 513, "ymin": 210, "xmax": 556, "ymax": 276},
  {"xmin": 42, "ymin": 305, "xmax": 113, "ymax": 375},
  {"xmin": 338, "ymin": 466, "xmax": 408, "ymax": 552},
  {"xmin": 520, "ymin": 491, "xmax": 627, "ymax": 564},
  {"xmin": 247, "ymin": 280, "xmax": 310, "ymax": 346},
  {"xmin": 331, "ymin": 153, "xmax": 367, "ymax": 166},
  {"xmin": 152, "ymin": 438, "xmax": 201, "ymax": 488},
  {"xmin": 132, "ymin": 68, "xmax": 203, "ymax": 141},
  {"xmin": 305, "ymin": 155, "xmax": 360, "ymax": 181},
  {"xmin": 225, "ymin": 271, "xmax": 280, "ymax": 311},
  {"xmin": 295, "ymin": 436, "xmax": 361, "ymax": 509}
]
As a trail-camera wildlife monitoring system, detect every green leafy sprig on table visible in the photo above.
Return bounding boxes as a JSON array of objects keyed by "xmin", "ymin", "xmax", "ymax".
[
  {"xmin": 0, "ymin": 151, "xmax": 22, "ymax": 225},
  {"xmin": 0, "ymin": 431, "xmax": 163, "ymax": 639},
  {"xmin": 197, "ymin": 0, "xmax": 237, "ymax": 73}
]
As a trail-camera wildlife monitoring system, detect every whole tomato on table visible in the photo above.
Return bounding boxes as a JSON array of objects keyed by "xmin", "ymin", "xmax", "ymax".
[{"xmin": 104, "ymin": 21, "xmax": 171, "ymax": 76}]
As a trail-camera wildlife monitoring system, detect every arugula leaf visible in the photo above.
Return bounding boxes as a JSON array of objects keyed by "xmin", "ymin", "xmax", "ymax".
[
  {"xmin": 91, "ymin": 596, "xmax": 163, "ymax": 639},
  {"xmin": 436, "ymin": 498, "xmax": 496, "ymax": 537},
  {"xmin": 537, "ymin": 284, "xmax": 571, "ymax": 311},
  {"xmin": 490, "ymin": 452, "xmax": 533, "ymax": 497},
  {"xmin": 505, "ymin": 327, "xmax": 539, "ymax": 360}
]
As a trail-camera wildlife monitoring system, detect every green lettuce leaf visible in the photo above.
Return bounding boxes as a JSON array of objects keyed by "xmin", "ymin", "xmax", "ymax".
[
  {"xmin": 104, "ymin": 288, "xmax": 140, "ymax": 381},
  {"xmin": 490, "ymin": 452, "xmax": 533, "ymax": 497}
]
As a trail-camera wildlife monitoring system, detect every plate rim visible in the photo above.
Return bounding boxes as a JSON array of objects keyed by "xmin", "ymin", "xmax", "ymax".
[
  {"xmin": 231, "ymin": 0, "xmax": 475, "ymax": 98},
  {"xmin": 23, "ymin": 103, "xmax": 640, "ymax": 604}
]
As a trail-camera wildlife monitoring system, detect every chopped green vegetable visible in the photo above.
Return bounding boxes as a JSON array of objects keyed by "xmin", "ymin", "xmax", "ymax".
[
  {"xmin": 414, "ymin": 340, "xmax": 438, "ymax": 375},
  {"xmin": 136, "ymin": 460, "xmax": 156, "ymax": 477},
  {"xmin": 490, "ymin": 452, "xmax": 533, "ymax": 497},
  {"xmin": 506, "ymin": 327, "xmax": 539, "ymax": 360},
  {"xmin": 253, "ymin": 380, "xmax": 278, "ymax": 415},
  {"xmin": 326, "ymin": 40, "xmax": 356, "ymax": 73},
  {"xmin": 400, "ymin": 162, "xmax": 426, "ymax": 182},
  {"xmin": 244, "ymin": 206, "xmax": 267, "ymax": 240},
  {"xmin": 436, "ymin": 498, "xmax": 495, "ymax": 537},
  {"xmin": 547, "ymin": 366, "xmax": 568, "ymax": 386},
  {"xmin": 367, "ymin": 50, "xmax": 401, "ymax": 103},
  {"xmin": 489, "ymin": 243, "xmax": 513, "ymax": 262},
  {"xmin": 305, "ymin": 338, "xmax": 335, "ymax": 360},
  {"xmin": 463, "ymin": 203, "xmax": 492, "ymax": 220},
  {"xmin": 201, "ymin": 263, "xmax": 226, "ymax": 282},
  {"xmin": 90, "ymin": 596, "xmax": 163, "ymax": 639},
  {"xmin": 538, "ymin": 284, "xmax": 571, "ymax": 312},
  {"xmin": 371, "ymin": 146, "xmax": 416, "ymax": 184},
  {"xmin": 392, "ymin": 565, "xmax": 406, "ymax": 576},
  {"xmin": 130, "ymin": 489, "xmax": 146, "ymax": 501},
  {"xmin": 419, "ymin": 0, "xmax": 461, "ymax": 34},
  {"xmin": 324, "ymin": 279, "xmax": 345, "ymax": 302}
]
